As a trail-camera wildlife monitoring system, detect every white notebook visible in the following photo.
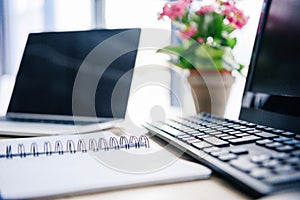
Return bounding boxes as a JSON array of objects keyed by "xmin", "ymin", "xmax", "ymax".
[{"xmin": 0, "ymin": 131, "xmax": 211, "ymax": 199}]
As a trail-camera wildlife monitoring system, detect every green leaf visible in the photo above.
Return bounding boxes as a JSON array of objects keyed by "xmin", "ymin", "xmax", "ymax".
[
  {"xmin": 222, "ymin": 24, "xmax": 235, "ymax": 34},
  {"xmin": 209, "ymin": 13, "xmax": 224, "ymax": 38},
  {"xmin": 157, "ymin": 45, "xmax": 186, "ymax": 57},
  {"xmin": 225, "ymin": 37, "xmax": 237, "ymax": 49},
  {"xmin": 195, "ymin": 44, "xmax": 225, "ymax": 59},
  {"xmin": 181, "ymin": 11, "xmax": 190, "ymax": 25}
]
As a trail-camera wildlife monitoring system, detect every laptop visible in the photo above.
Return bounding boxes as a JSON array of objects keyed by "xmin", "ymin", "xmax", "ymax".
[
  {"xmin": 144, "ymin": 0, "xmax": 300, "ymax": 196},
  {"xmin": 0, "ymin": 28, "xmax": 141, "ymax": 136}
]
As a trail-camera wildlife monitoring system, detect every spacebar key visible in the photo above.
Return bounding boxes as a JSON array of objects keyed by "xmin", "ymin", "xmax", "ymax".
[
  {"xmin": 229, "ymin": 135, "xmax": 260, "ymax": 145},
  {"xmin": 203, "ymin": 137, "xmax": 229, "ymax": 147}
]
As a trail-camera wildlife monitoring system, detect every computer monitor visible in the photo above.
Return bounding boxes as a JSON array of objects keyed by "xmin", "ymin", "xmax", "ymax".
[{"xmin": 239, "ymin": 0, "xmax": 300, "ymax": 133}]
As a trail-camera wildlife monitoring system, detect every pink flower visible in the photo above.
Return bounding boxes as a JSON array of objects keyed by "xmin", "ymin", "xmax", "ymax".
[
  {"xmin": 220, "ymin": 0, "xmax": 249, "ymax": 29},
  {"xmin": 158, "ymin": 0, "xmax": 191, "ymax": 20},
  {"xmin": 180, "ymin": 26, "xmax": 197, "ymax": 39},
  {"xmin": 197, "ymin": 37, "xmax": 204, "ymax": 43},
  {"xmin": 235, "ymin": 16, "xmax": 248, "ymax": 29},
  {"xmin": 197, "ymin": 4, "xmax": 217, "ymax": 16}
]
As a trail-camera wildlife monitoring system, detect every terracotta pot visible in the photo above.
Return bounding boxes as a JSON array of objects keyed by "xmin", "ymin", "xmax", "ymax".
[{"xmin": 187, "ymin": 70, "xmax": 235, "ymax": 117}]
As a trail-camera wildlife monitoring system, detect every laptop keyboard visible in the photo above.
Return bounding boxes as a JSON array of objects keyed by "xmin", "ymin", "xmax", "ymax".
[
  {"xmin": 144, "ymin": 113, "xmax": 300, "ymax": 197},
  {"xmin": 6, "ymin": 117, "xmax": 93, "ymax": 125}
]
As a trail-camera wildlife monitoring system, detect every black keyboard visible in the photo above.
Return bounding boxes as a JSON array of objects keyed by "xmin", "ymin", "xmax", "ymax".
[{"xmin": 144, "ymin": 113, "xmax": 300, "ymax": 198}]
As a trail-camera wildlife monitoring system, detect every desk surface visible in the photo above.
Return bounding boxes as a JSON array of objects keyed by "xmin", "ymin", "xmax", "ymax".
[{"xmin": 53, "ymin": 175, "xmax": 249, "ymax": 200}]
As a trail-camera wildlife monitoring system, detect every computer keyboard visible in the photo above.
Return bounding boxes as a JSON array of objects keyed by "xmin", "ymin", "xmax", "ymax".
[{"xmin": 144, "ymin": 113, "xmax": 300, "ymax": 197}]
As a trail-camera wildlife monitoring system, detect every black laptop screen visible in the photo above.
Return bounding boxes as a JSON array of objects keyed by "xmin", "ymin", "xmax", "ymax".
[
  {"xmin": 240, "ymin": 0, "xmax": 300, "ymax": 132},
  {"xmin": 8, "ymin": 28, "xmax": 141, "ymax": 119}
]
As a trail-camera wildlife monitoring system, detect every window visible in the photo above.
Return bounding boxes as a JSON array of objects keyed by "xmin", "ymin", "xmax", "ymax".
[
  {"xmin": 0, "ymin": 0, "xmax": 95, "ymax": 115},
  {"xmin": 105, "ymin": 0, "xmax": 174, "ymax": 127},
  {"xmin": 1, "ymin": 0, "xmax": 94, "ymax": 76}
]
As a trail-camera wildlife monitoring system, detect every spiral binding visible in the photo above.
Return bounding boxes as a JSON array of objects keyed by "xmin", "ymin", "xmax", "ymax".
[{"xmin": 2, "ymin": 135, "xmax": 150, "ymax": 159}]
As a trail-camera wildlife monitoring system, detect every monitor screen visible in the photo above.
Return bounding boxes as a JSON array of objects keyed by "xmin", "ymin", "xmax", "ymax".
[
  {"xmin": 240, "ymin": 0, "xmax": 300, "ymax": 132},
  {"xmin": 8, "ymin": 28, "xmax": 141, "ymax": 119}
]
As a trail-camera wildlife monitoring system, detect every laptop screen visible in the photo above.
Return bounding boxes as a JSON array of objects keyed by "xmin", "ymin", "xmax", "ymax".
[
  {"xmin": 8, "ymin": 28, "xmax": 141, "ymax": 119},
  {"xmin": 239, "ymin": 0, "xmax": 300, "ymax": 132}
]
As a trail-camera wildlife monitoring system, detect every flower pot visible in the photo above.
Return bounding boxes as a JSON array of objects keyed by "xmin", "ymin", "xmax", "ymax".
[{"xmin": 187, "ymin": 70, "xmax": 235, "ymax": 117}]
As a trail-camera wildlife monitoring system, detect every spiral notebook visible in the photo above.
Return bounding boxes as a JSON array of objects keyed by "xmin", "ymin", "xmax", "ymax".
[{"xmin": 0, "ymin": 131, "xmax": 211, "ymax": 199}]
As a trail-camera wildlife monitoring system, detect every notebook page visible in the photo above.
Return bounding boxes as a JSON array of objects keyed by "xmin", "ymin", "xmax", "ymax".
[{"xmin": 0, "ymin": 131, "xmax": 211, "ymax": 199}]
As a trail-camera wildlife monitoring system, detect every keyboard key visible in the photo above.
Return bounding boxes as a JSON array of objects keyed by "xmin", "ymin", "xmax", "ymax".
[
  {"xmin": 257, "ymin": 125, "xmax": 267, "ymax": 130},
  {"xmin": 215, "ymin": 133, "xmax": 229, "ymax": 138},
  {"xmin": 272, "ymin": 129, "xmax": 285, "ymax": 134},
  {"xmin": 281, "ymin": 132, "xmax": 296, "ymax": 137},
  {"xmin": 286, "ymin": 157, "xmax": 300, "ymax": 165},
  {"xmin": 247, "ymin": 130, "xmax": 261, "ymax": 134},
  {"xmin": 186, "ymin": 139, "xmax": 201, "ymax": 144},
  {"xmin": 263, "ymin": 127, "xmax": 275, "ymax": 132},
  {"xmin": 211, "ymin": 150, "xmax": 229, "ymax": 157},
  {"xmin": 218, "ymin": 154, "xmax": 237, "ymax": 161},
  {"xmin": 208, "ymin": 131, "xmax": 223, "ymax": 135},
  {"xmin": 236, "ymin": 133, "xmax": 250, "ymax": 137},
  {"xmin": 222, "ymin": 129, "xmax": 235, "ymax": 133},
  {"xmin": 177, "ymin": 134, "xmax": 190, "ymax": 139},
  {"xmin": 196, "ymin": 134, "xmax": 210, "ymax": 139},
  {"xmin": 276, "ymin": 145, "xmax": 294, "ymax": 152},
  {"xmin": 191, "ymin": 132, "xmax": 205, "ymax": 137},
  {"xmin": 191, "ymin": 141, "xmax": 212, "ymax": 149},
  {"xmin": 217, "ymin": 127, "xmax": 230, "ymax": 131},
  {"xmin": 228, "ymin": 131, "xmax": 242, "ymax": 135},
  {"xmin": 265, "ymin": 142, "xmax": 283, "ymax": 148},
  {"xmin": 273, "ymin": 137, "xmax": 291, "ymax": 142},
  {"xmin": 264, "ymin": 172, "xmax": 300, "ymax": 185},
  {"xmin": 292, "ymin": 150, "xmax": 300, "ymax": 157},
  {"xmin": 181, "ymin": 136, "xmax": 196, "ymax": 142},
  {"xmin": 262, "ymin": 160, "xmax": 280, "ymax": 168},
  {"xmin": 230, "ymin": 159, "xmax": 258, "ymax": 172},
  {"xmin": 250, "ymin": 168, "xmax": 273, "ymax": 179},
  {"xmin": 229, "ymin": 135, "xmax": 260, "ymax": 145},
  {"xmin": 203, "ymin": 137, "xmax": 229, "ymax": 147},
  {"xmin": 254, "ymin": 131, "xmax": 277, "ymax": 138},
  {"xmin": 245, "ymin": 123, "xmax": 256, "ymax": 128},
  {"xmin": 273, "ymin": 165, "xmax": 295, "ymax": 174},
  {"xmin": 229, "ymin": 148, "xmax": 248, "ymax": 155},
  {"xmin": 186, "ymin": 130, "xmax": 200, "ymax": 135},
  {"xmin": 221, "ymin": 136, "xmax": 236, "ymax": 140},
  {"xmin": 240, "ymin": 128, "xmax": 254, "ymax": 132},
  {"xmin": 233, "ymin": 125, "xmax": 246, "ymax": 130},
  {"xmin": 251, "ymin": 154, "xmax": 270, "ymax": 163},
  {"xmin": 283, "ymin": 140, "xmax": 300, "ymax": 145},
  {"xmin": 256, "ymin": 139, "xmax": 273, "ymax": 145},
  {"xmin": 271, "ymin": 153, "xmax": 289, "ymax": 160},
  {"xmin": 203, "ymin": 147, "xmax": 220, "ymax": 153},
  {"xmin": 203, "ymin": 129, "xmax": 219, "ymax": 134}
]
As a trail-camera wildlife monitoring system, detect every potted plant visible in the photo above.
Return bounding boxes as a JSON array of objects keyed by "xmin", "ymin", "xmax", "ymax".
[{"xmin": 157, "ymin": 0, "xmax": 249, "ymax": 116}]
